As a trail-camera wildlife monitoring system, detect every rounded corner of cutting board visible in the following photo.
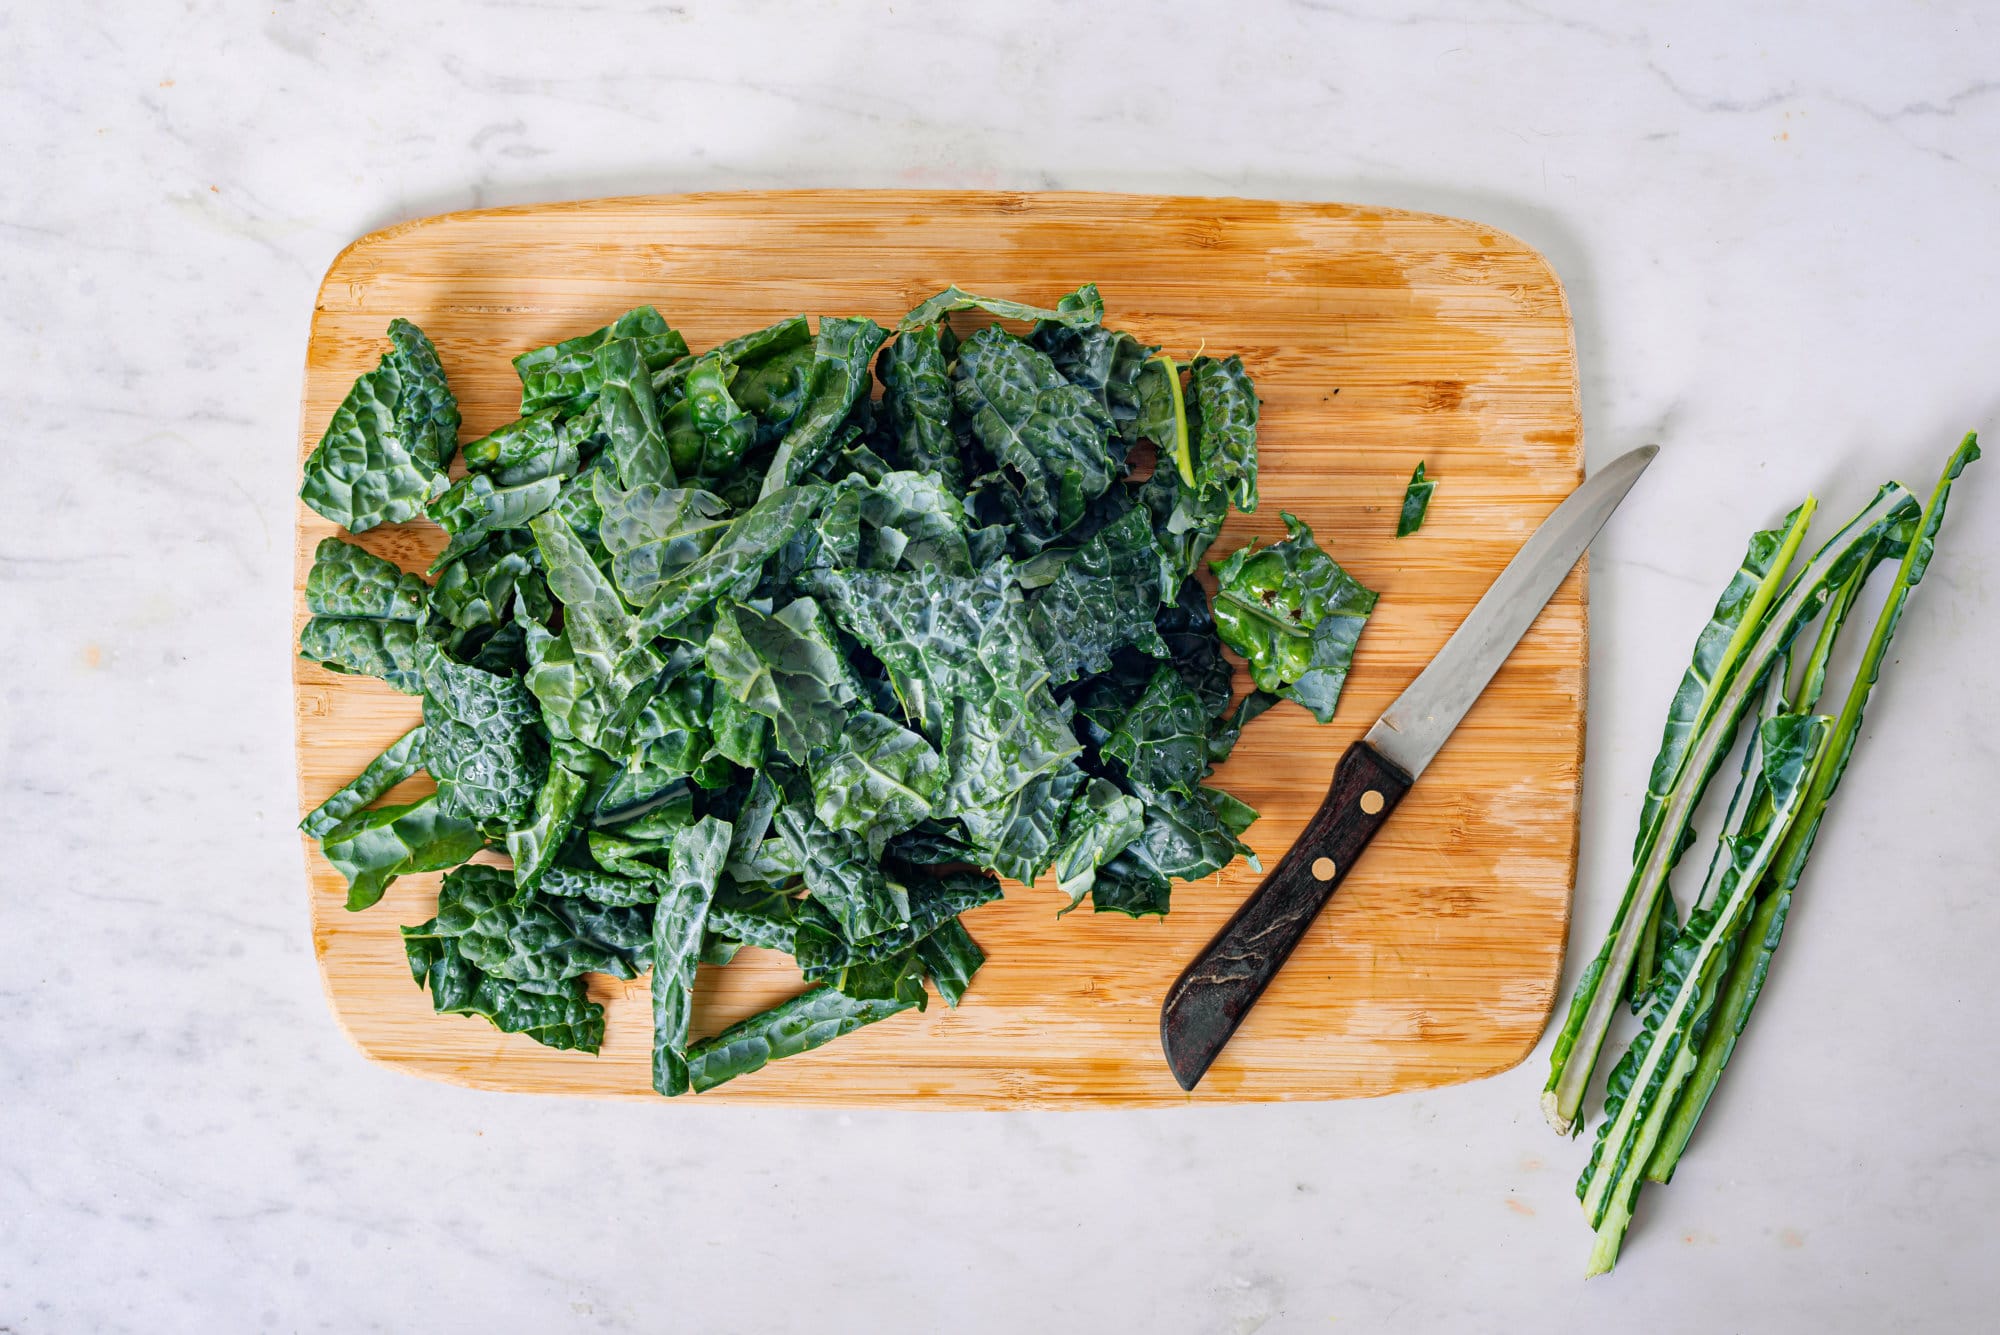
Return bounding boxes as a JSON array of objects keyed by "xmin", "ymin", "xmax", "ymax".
[{"xmin": 293, "ymin": 189, "xmax": 1588, "ymax": 1107}]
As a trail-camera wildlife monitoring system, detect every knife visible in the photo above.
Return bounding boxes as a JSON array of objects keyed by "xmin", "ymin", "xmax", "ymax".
[{"xmin": 1159, "ymin": 444, "xmax": 1658, "ymax": 1091}]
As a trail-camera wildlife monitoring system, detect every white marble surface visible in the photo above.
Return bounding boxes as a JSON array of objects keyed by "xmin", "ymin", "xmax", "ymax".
[{"xmin": 5, "ymin": 1, "xmax": 1998, "ymax": 1330}]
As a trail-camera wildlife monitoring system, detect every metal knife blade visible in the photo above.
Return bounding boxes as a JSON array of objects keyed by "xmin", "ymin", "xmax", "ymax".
[
  {"xmin": 1159, "ymin": 444, "xmax": 1657, "ymax": 1091},
  {"xmin": 1363, "ymin": 443, "xmax": 1658, "ymax": 778}
]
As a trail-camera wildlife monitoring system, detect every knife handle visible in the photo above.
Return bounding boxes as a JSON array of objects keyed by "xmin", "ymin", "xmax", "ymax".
[{"xmin": 1160, "ymin": 740, "xmax": 1414, "ymax": 1091}]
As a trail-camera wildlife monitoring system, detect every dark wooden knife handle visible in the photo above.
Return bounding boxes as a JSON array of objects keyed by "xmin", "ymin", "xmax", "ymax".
[{"xmin": 1160, "ymin": 740, "xmax": 1414, "ymax": 1091}]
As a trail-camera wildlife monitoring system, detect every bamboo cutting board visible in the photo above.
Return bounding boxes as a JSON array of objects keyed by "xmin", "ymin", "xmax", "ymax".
[{"xmin": 294, "ymin": 191, "xmax": 1583, "ymax": 1107}]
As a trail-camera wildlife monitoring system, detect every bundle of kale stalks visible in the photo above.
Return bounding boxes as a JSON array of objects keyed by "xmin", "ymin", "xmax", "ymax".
[
  {"xmin": 1542, "ymin": 432, "xmax": 1978, "ymax": 1273},
  {"xmin": 297, "ymin": 286, "xmax": 1375, "ymax": 1095}
]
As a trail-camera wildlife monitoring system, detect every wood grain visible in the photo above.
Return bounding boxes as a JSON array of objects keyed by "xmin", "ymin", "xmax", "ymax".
[{"xmin": 293, "ymin": 191, "xmax": 1583, "ymax": 1107}]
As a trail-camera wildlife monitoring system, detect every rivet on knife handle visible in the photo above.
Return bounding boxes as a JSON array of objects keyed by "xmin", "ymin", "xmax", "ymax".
[{"xmin": 1160, "ymin": 740, "xmax": 1413, "ymax": 1091}]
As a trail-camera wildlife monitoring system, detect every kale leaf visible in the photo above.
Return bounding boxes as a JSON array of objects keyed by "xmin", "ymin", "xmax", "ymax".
[
  {"xmin": 1101, "ymin": 664, "xmax": 1209, "ymax": 801},
  {"xmin": 1397, "ymin": 461, "xmax": 1435, "ymax": 537},
  {"xmin": 876, "ymin": 323, "xmax": 960, "ymax": 488},
  {"xmin": 1211, "ymin": 512, "xmax": 1377, "ymax": 723},
  {"xmin": 1186, "ymin": 354, "xmax": 1259, "ymax": 513},
  {"xmin": 300, "ymin": 724, "xmax": 427, "ymax": 839},
  {"xmin": 320, "ymin": 794, "xmax": 486, "ymax": 912},
  {"xmin": 811, "ymin": 711, "xmax": 943, "ymax": 843},
  {"xmin": 419, "ymin": 641, "xmax": 546, "ymax": 826},
  {"xmin": 299, "ymin": 538, "xmax": 428, "ymax": 693},
  {"xmin": 898, "ymin": 283, "xmax": 1104, "ymax": 331},
  {"xmin": 955, "ymin": 324, "xmax": 1121, "ymax": 539},
  {"xmin": 706, "ymin": 598, "xmax": 859, "ymax": 763},
  {"xmin": 404, "ymin": 921, "xmax": 605, "ymax": 1052},
  {"xmin": 434, "ymin": 864, "xmax": 636, "ymax": 982},
  {"xmin": 515, "ymin": 306, "xmax": 688, "ymax": 415},
  {"xmin": 760, "ymin": 318, "xmax": 889, "ymax": 496},
  {"xmin": 1026, "ymin": 506, "xmax": 1170, "ymax": 684},
  {"xmin": 687, "ymin": 985, "xmax": 916, "ymax": 1093},
  {"xmin": 301, "ymin": 319, "xmax": 460, "ymax": 532},
  {"xmin": 651, "ymin": 817, "xmax": 732, "ymax": 1095}
]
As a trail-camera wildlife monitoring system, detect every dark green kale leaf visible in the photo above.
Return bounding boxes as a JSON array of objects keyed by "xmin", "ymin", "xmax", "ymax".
[
  {"xmin": 1397, "ymin": 461, "xmax": 1435, "ymax": 537},
  {"xmin": 1186, "ymin": 354, "xmax": 1259, "ymax": 513},
  {"xmin": 299, "ymin": 538, "xmax": 428, "ymax": 693},
  {"xmin": 709, "ymin": 689, "xmax": 771, "ymax": 769},
  {"xmin": 426, "ymin": 472, "xmax": 565, "ymax": 572},
  {"xmin": 706, "ymin": 599, "xmax": 859, "ymax": 763},
  {"xmin": 418, "ymin": 640, "xmax": 546, "ymax": 826},
  {"xmin": 760, "ymin": 318, "xmax": 889, "ymax": 497},
  {"xmin": 662, "ymin": 351, "xmax": 756, "ymax": 481},
  {"xmin": 1121, "ymin": 786, "xmax": 1260, "ymax": 886},
  {"xmin": 594, "ymin": 336, "xmax": 675, "ymax": 488},
  {"xmin": 1128, "ymin": 354, "xmax": 1189, "ymax": 469},
  {"xmin": 1031, "ymin": 321, "xmax": 1155, "ymax": 442},
  {"xmin": 811, "ymin": 711, "xmax": 943, "ymax": 843},
  {"xmin": 301, "ymin": 319, "xmax": 460, "ymax": 532},
  {"xmin": 544, "ymin": 453, "xmax": 616, "ymax": 568},
  {"xmin": 808, "ymin": 562, "xmax": 1081, "ymax": 865},
  {"xmin": 515, "ymin": 306, "xmax": 688, "ymax": 415},
  {"xmin": 915, "ymin": 919, "xmax": 985, "ymax": 1007},
  {"xmin": 834, "ymin": 470, "xmax": 974, "ymax": 575},
  {"xmin": 306, "ymin": 536, "xmax": 429, "ymax": 619},
  {"xmin": 876, "ymin": 323, "xmax": 960, "ymax": 488},
  {"xmin": 808, "ymin": 560, "xmax": 1062, "ymax": 746},
  {"xmin": 655, "ymin": 316, "xmax": 812, "ymax": 404},
  {"xmin": 549, "ymin": 895, "xmax": 654, "ymax": 974},
  {"xmin": 725, "ymin": 833, "xmax": 805, "ymax": 889},
  {"xmin": 461, "ymin": 407, "xmax": 580, "ymax": 486},
  {"xmin": 773, "ymin": 802, "xmax": 909, "ymax": 943},
  {"xmin": 425, "ymin": 531, "xmax": 549, "ymax": 663},
  {"xmin": 651, "ymin": 817, "xmax": 732, "ymax": 1096},
  {"xmin": 1026, "ymin": 506, "xmax": 1171, "ymax": 684},
  {"xmin": 723, "ymin": 772, "xmax": 782, "ymax": 858},
  {"xmin": 884, "ymin": 821, "xmax": 974, "ymax": 867},
  {"xmin": 525, "ymin": 509, "xmax": 664, "ymax": 754},
  {"xmin": 319, "ymin": 793, "xmax": 486, "ymax": 912},
  {"xmin": 955, "ymin": 324, "xmax": 1121, "ymax": 540},
  {"xmin": 838, "ymin": 952, "xmax": 931, "ymax": 1008},
  {"xmin": 537, "ymin": 862, "xmax": 659, "ymax": 907},
  {"xmin": 950, "ymin": 762, "xmax": 1081, "ymax": 883},
  {"xmin": 706, "ymin": 882, "xmax": 801, "ymax": 954},
  {"xmin": 790, "ymin": 869, "xmax": 1001, "ymax": 978},
  {"xmin": 686, "ymin": 985, "xmax": 916, "ymax": 1093},
  {"xmin": 1051, "ymin": 776, "xmax": 1145, "ymax": 910},
  {"xmin": 594, "ymin": 475, "xmax": 732, "ymax": 613},
  {"xmin": 1155, "ymin": 576, "xmax": 1236, "ymax": 720},
  {"xmin": 898, "ymin": 283, "xmax": 1104, "ymax": 331},
  {"xmin": 504, "ymin": 760, "xmax": 591, "ymax": 896},
  {"xmin": 434, "ymin": 864, "xmax": 636, "ymax": 982},
  {"xmin": 730, "ymin": 337, "xmax": 819, "ymax": 446},
  {"xmin": 403, "ymin": 921, "xmax": 605, "ymax": 1052},
  {"xmin": 1137, "ymin": 463, "xmax": 1228, "ymax": 585},
  {"xmin": 634, "ymin": 485, "xmax": 829, "ymax": 634},
  {"xmin": 1211, "ymin": 512, "xmax": 1377, "ymax": 723},
  {"xmin": 300, "ymin": 724, "xmax": 427, "ymax": 839},
  {"xmin": 1086, "ymin": 857, "xmax": 1172, "ymax": 918},
  {"xmin": 1101, "ymin": 664, "xmax": 1209, "ymax": 801}
]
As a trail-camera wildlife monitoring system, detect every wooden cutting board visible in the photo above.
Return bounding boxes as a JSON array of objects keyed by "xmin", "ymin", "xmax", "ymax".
[{"xmin": 294, "ymin": 190, "xmax": 1583, "ymax": 1107}]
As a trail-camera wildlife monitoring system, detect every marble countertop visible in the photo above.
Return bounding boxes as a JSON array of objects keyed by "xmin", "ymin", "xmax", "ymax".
[{"xmin": 6, "ymin": 2, "xmax": 1998, "ymax": 1330}]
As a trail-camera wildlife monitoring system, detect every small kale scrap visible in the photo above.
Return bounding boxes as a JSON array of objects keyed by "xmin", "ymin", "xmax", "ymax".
[
  {"xmin": 1397, "ymin": 461, "xmax": 1435, "ymax": 536},
  {"xmin": 300, "ymin": 291, "xmax": 1381, "ymax": 1089}
]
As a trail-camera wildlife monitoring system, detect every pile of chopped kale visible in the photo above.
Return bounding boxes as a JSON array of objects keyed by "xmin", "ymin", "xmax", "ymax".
[{"xmin": 298, "ymin": 286, "xmax": 1375, "ymax": 1093}]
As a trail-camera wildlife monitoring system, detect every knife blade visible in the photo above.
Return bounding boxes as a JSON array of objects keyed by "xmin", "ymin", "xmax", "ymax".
[{"xmin": 1159, "ymin": 444, "xmax": 1658, "ymax": 1092}]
